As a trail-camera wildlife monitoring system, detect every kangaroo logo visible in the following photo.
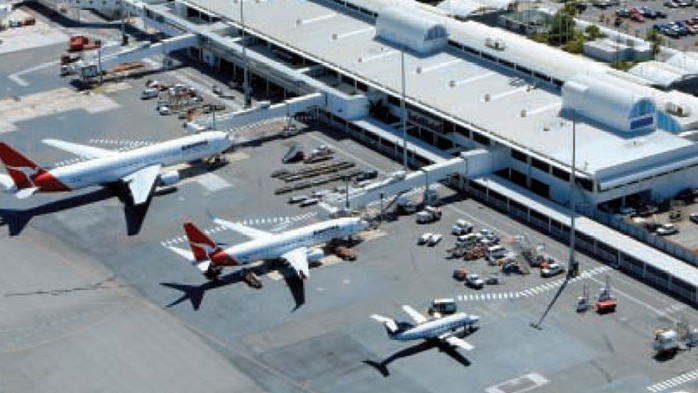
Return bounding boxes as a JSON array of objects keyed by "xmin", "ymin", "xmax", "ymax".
[
  {"xmin": 6, "ymin": 165, "xmax": 40, "ymax": 188},
  {"xmin": 189, "ymin": 240, "xmax": 216, "ymax": 259}
]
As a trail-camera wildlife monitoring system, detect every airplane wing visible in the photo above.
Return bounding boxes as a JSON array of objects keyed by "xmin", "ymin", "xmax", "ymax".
[
  {"xmin": 209, "ymin": 214, "xmax": 272, "ymax": 240},
  {"xmin": 443, "ymin": 336, "xmax": 474, "ymax": 351},
  {"xmin": 401, "ymin": 304, "xmax": 428, "ymax": 325},
  {"xmin": 281, "ymin": 247, "xmax": 309, "ymax": 279},
  {"xmin": 122, "ymin": 164, "xmax": 161, "ymax": 205},
  {"xmin": 43, "ymin": 139, "xmax": 117, "ymax": 159}
]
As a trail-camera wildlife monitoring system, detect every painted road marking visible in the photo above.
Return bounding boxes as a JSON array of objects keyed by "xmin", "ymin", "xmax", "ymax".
[
  {"xmin": 457, "ymin": 266, "xmax": 611, "ymax": 303},
  {"xmin": 647, "ymin": 369, "xmax": 698, "ymax": 392}
]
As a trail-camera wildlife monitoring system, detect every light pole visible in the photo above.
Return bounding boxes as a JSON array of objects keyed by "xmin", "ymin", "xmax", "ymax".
[
  {"xmin": 235, "ymin": 0, "xmax": 251, "ymax": 108},
  {"xmin": 568, "ymin": 110, "xmax": 579, "ymax": 278},
  {"xmin": 400, "ymin": 47, "xmax": 408, "ymax": 170}
]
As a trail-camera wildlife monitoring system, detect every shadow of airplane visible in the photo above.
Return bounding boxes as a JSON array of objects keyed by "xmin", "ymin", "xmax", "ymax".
[
  {"xmin": 160, "ymin": 272, "xmax": 244, "ymax": 310},
  {"xmin": 282, "ymin": 270, "xmax": 306, "ymax": 312},
  {"xmin": 160, "ymin": 263, "xmax": 307, "ymax": 311},
  {"xmin": 363, "ymin": 340, "xmax": 471, "ymax": 377},
  {"xmin": 0, "ymin": 188, "xmax": 116, "ymax": 236}
]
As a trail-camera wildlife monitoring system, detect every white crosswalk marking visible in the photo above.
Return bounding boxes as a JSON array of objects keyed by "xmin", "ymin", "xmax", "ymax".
[{"xmin": 646, "ymin": 368, "xmax": 698, "ymax": 392}]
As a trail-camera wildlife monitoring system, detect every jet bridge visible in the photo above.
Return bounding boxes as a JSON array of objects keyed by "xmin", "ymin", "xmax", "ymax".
[
  {"xmin": 323, "ymin": 149, "xmax": 494, "ymax": 212},
  {"xmin": 190, "ymin": 93, "xmax": 324, "ymax": 131},
  {"xmin": 77, "ymin": 33, "xmax": 198, "ymax": 75}
]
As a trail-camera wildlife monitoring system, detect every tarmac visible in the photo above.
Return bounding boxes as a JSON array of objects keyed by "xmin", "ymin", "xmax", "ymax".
[{"xmin": 2, "ymin": 6, "xmax": 698, "ymax": 393}]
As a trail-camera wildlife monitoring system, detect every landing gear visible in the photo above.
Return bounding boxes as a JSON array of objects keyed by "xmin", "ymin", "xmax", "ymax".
[
  {"xmin": 240, "ymin": 268, "xmax": 262, "ymax": 289},
  {"xmin": 204, "ymin": 266, "xmax": 222, "ymax": 281}
]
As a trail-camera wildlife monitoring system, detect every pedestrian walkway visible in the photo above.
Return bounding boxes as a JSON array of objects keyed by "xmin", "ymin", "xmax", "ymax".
[
  {"xmin": 646, "ymin": 369, "xmax": 698, "ymax": 392},
  {"xmin": 456, "ymin": 266, "xmax": 612, "ymax": 302}
]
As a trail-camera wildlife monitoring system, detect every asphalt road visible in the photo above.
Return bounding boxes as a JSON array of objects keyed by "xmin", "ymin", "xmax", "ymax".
[{"xmin": 2, "ymin": 6, "xmax": 698, "ymax": 393}]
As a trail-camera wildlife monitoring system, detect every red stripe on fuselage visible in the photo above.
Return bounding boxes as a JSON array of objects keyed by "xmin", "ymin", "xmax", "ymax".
[{"xmin": 33, "ymin": 171, "xmax": 71, "ymax": 192}]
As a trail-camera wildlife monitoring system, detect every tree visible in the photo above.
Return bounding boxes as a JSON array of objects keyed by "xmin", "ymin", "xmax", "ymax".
[
  {"xmin": 584, "ymin": 24, "xmax": 604, "ymax": 40},
  {"xmin": 645, "ymin": 28, "xmax": 664, "ymax": 60},
  {"xmin": 548, "ymin": 13, "xmax": 576, "ymax": 45}
]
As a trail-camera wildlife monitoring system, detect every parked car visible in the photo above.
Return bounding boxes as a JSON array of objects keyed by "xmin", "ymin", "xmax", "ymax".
[
  {"xmin": 689, "ymin": 213, "xmax": 698, "ymax": 224},
  {"xmin": 656, "ymin": 223, "xmax": 679, "ymax": 236},
  {"xmin": 541, "ymin": 263, "xmax": 566, "ymax": 278},
  {"xmin": 451, "ymin": 219, "xmax": 474, "ymax": 235},
  {"xmin": 616, "ymin": 8, "xmax": 630, "ymax": 17},
  {"xmin": 465, "ymin": 272, "xmax": 485, "ymax": 289},
  {"xmin": 141, "ymin": 88, "xmax": 159, "ymax": 99},
  {"xmin": 157, "ymin": 105, "xmax": 172, "ymax": 115},
  {"xmin": 664, "ymin": 0, "xmax": 679, "ymax": 8},
  {"xmin": 636, "ymin": 205, "xmax": 658, "ymax": 217},
  {"xmin": 629, "ymin": 11, "xmax": 645, "ymax": 22},
  {"xmin": 288, "ymin": 194, "xmax": 309, "ymax": 204},
  {"xmin": 355, "ymin": 169, "xmax": 378, "ymax": 182},
  {"xmin": 418, "ymin": 232, "xmax": 433, "ymax": 245},
  {"xmin": 427, "ymin": 233, "xmax": 443, "ymax": 246},
  {"xmin": 299, "ymin": 197, "xmax": 319, "ymax": 207}
]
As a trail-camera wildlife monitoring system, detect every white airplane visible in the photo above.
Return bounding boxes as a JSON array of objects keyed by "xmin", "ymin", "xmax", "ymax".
[
  {"xmin": 371, "ymin": 305, "xmax": 479, "ymax": 351},
  {"xmin": 168, "ymin": 215, "xmax": 369, "ymax": 280},
  {"xmin": 0, "ymin": 131, "xmax": 233, "ymax": 205}
]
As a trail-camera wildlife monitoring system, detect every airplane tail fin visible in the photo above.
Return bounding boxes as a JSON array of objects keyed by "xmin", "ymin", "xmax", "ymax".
[
  {"xmin": 182, "ymin": 221, "xmax": 237, "ymax": 280},
  {"xmin": 370, "ymin": 314, "xmax": 399, "ymax": 336},
  {"xmin": 0, "ymin": 142, "xmax": 44, "ymax": 190}
]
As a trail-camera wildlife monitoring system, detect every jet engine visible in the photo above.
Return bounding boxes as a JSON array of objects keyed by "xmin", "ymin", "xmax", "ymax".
[
  {"xmin": 157, "ymin": 171, "xmax": 180, "ymax": 186},
  {"xmin": 306, "ymin": 248, "xmax": 325, "ymax": 262}
]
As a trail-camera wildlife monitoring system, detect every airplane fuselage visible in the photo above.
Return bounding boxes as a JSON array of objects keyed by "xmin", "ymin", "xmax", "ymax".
[
  {"xmin": 393, "ymin": 312, "xmax": 478, "ymax": 341},
  {"xmin": 44, "ymin": 131, "xmax": 231, "ymax": 190},
  {"xmin": 226, "ymin": 217, "xmax": 367, "ymax": 263}
]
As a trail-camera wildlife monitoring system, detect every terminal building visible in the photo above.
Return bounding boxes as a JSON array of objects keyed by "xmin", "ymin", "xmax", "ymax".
[
  {"xmin": 49, "ymin": 0, "xmax": 698, "ymax": 212},
  {"xmin": 31, "ymin": 0, "xmax": 698, "ymax": 302}
]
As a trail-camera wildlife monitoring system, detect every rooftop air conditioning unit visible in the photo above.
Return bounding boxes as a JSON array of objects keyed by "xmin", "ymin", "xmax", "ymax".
[
  {"xmin": 665, "ymin": 101, "xmax": 691, "ymax": 117},
  {"xmin": 485, "ymin": 37, "xmax": 506, "ymax": 51}
]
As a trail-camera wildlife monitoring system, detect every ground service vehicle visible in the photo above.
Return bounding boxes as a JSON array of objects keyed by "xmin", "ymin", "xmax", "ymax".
[
  {"xmin": 541, "ymin": 263, "xmax": 565, "ymax": 278},
  {"xmin": 486, "ymin": 245, "xmax": 508, "ymax": 263},
  {"xmin": 465, "ymin": 272, "xmax": 485, "ymax": 289},
  {"xmin": 653, "ymin": 329, "xmax": 681, "ymax": 356},
  {"xmin": 452, "ymin": 219, "xmax": 473, "ymax": 235},
  {"xmin": 428, "ymin": 298, "xmax": 457, "ymax": 317},
  {"xmin": 427, "ymin": 234, "xmax": 442, "ymax": 246}
]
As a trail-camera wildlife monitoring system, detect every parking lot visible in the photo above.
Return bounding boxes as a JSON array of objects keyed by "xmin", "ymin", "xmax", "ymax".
[
  {"xmin": 574, "ymin": 0, "xmax": 698, "ymax": 49},
  {"xmin": 4, "ymin": 6, "xmax": 698, "ymax": 393}
]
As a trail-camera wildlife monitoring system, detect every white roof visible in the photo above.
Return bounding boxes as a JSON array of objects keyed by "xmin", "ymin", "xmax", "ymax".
[
  {"xmin": 665, "ymin": 51, "xmax": 698, "ymax": 74},
  {"xmin": 436, "ymin": 0, "xmax": 512, "ymax": 17},
  {"xmin": 184, "ymin": 0, "xmax": 698, "ymax": 177},
  {"xmin": 628, "ymin": 61, "xmax": 691, "ymax": 89}
]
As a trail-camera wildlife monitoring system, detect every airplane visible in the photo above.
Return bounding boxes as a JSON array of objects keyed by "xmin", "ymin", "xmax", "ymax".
[
  {"xmin": 167, "ymin": 215, "xmax": 369, "ymax": 280},
  {"xmin": 0, "ymin": 131, "xmax": 233, "ymax": 205},
  {"xmin": 371, "ymin": 305, "xmax": 479, "ymax": 351}
]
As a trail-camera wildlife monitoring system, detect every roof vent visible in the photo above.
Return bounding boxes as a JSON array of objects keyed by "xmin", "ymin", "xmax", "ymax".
[
  {"xmin": 485, "ymin": 37, "xmax": 506, "ymax": 51},
  {"xmin": 665, "ymin": 101, "xmax": 691, "ymax": 117}
]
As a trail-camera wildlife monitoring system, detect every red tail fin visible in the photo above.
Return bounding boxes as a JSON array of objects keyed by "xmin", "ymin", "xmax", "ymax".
[
  {"xmin": 0, "ymin": 142, "xmax": 44, "ymax": 189},
  {"xmin": 183, "ymin": 222, "xmax": 219, "ymax": 262}
]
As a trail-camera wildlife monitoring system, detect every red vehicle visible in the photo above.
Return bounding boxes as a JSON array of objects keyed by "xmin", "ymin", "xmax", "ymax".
[{"xmin": 630, "ymin": 10, "xmax": 645, "ymax": 22}]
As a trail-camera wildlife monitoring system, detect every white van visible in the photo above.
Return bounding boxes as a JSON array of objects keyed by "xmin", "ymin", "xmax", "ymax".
[
  {"xmin": 486, "ymin": 245, "xmax": 508, "ymax": 262},
  {"xmin": 141, "ymin": 88, "xmax": 159, "ymax": 100},
  {"xmin": 455, "ymin": 233, "xmax": 479, "ymax": 247}
]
